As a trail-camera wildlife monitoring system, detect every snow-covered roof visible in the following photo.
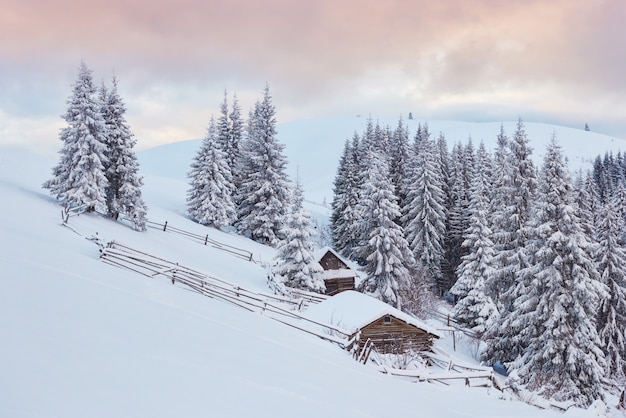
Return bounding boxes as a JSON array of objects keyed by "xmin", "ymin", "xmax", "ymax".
[{"xmin": 302, "ymin": 291, "xmax": 442, "ymax": 338}]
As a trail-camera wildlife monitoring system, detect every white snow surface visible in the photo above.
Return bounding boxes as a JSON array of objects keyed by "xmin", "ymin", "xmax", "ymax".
[{"xmin": 1, "ymin": 116, "xmax": 622, "ymax": 417}]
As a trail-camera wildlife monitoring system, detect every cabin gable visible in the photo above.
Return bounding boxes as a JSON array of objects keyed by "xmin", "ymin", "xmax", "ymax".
[{"xmin": 319, "ymin": 250, "xmax": 349, "ymax": 271}]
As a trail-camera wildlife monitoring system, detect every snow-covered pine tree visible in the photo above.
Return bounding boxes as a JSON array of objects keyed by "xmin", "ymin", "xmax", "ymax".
[
  {"xmin": 442, "ymin": 141, "xmax": 470, "ymax": 292},
  {"xmin": 389, "ymin": 117, "xmax": 411, "ymax": 210},
  {"xmin": 572, "ymin": 170, "xmax": 600, "ymax": 245},
  {"xmin": 596, "ymin": 191, "xmax": 626, "ymax": 379},
  {"xmin": 216, "ymin": 90, "xmax": 232, "ymax": 156},
  {"xmin": 100, "ymin": 76, "xmax": 147, "ymax": 230},
  {"xmin": 482, "ymin": 119, "xmax": 538, "ymax": 365},
  {"xmin": 357, "ymin": 152, "xmax": 415, "ymax": 308},
  {"xmin": 43, "ymin": 61, "xmax": 109, "ymax": 213},
  {"xmin": 331, "ymin": 136, "xmax": 362, "ymax": 257},
  {"xmin": 274, "ymin": 178, "xmax": 325, "ymax": 293},
  {"xmin": 450, "ymin": 152, "xmax": 497, "ymax": 338},
  {"xmin": 236, "ymin": 85, "xmax": 290, "ymax": 246},
  {"xmin": 229, "ymin": 93, "xmax": 244, "ymax": 189},
  {"xmin": 401, "ymin": 133, "xmax": 446, "ymax": 290},
  {"xmin": 187, "ymin": 117, "xmax": 236, "ymax": 228},
  {"xmin": 485, "ymin": 125, "xmax": 511, "ymax": 301},
  {"xmin": 512, "ymin": 138, "xmax": 606, "ymax": 407}
]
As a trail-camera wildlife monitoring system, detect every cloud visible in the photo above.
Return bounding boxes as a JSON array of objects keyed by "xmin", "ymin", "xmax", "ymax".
[{"xmin": 1, "ymin": 0, "xmax": 625, "ymax": 147}]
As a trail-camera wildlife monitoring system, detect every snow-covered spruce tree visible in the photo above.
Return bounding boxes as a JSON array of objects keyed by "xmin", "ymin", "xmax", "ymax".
[
  {"xmin": 187, "ymin": 117, "xmax": 236, "ymax": 228},
  {"xmin": 596, "ymin": 192, "xmax": 626, "ymax": 380},
  {"xmin": 389, "ymin": 117, "xmax": 411, "ymax": 210},
  {"xmin": 401, "ymin": 133, "xmax": 446, "ymax": 290},
  {"xmin": 216, "ymin": 91, "xmax": 232, "ymax": 158},
  {"xmin": 331, "ymin": 136, "xmax": 362, "ymax": 257},
  {"xmin": 512, "ymin": 138, "xmax": 606, "ymax": 407},
  {"xmin": 235, "ymin": 85, "xmax": 290, "ymax": 246},
  {"xmin": 213, "ymin": 90, "xmax": 244, "ymax": 181},
  {"xmin": 442, "ymin": 141, "xmax": 471, "ymax": 293},
  {"xmin": 100, "ymin": 76, "xmax": 147, "ymax": 231},
  {"xmin": 43, "ymin": 61, "xmax": 108, "ymax": 213},
  {"xmin": 572, "ymin": 170, "xmax": 600, "ymax": 245},
  {"xmin": 482, "ymin": 119, "xmax": 538, "ymax": 365},
  {"xmin": 450, "ymin": 157, "xmax": 497, "ymax": 338},
  {"xmin": 333, "ymin": 132, "xmax": 364, "ymax": 259},
  {"xmin": 485, "ymin": 125, "xmax": 511, "ymax": 300},
  {"xmin": 357, "ymin": 152, "xmax": 415, "ymax": 308},
  {"xmin": 274, "ymin": 178, "xmax": 325, "ymax": 293}
]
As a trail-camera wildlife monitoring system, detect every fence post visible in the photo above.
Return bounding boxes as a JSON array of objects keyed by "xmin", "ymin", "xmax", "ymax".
[
  {"xmin": 205, "ymin": 235, "xmax": 208, "ymax": 245},
  {"xmin": 163, "ymin": 221, "xmax": 168, "ymax": 232}
]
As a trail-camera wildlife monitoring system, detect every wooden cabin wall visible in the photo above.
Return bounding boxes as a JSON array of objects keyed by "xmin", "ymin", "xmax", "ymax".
[{"xmin": 360, "ymin": 316, "xmax": 436, "ymax": 354}]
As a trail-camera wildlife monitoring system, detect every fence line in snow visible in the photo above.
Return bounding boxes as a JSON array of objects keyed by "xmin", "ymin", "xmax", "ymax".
[
  {"xmin": 144, "ymin": 220, "xmax": 254, "ymax": 262},
  {"xmin": 100, "ymin": 241, "xmax": 354, "ymax": 348}
]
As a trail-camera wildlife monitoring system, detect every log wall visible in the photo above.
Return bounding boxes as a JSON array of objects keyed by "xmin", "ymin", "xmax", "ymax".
[{"xmin": 361, "ymin": 315, "xmax": 436, "ymax": 354}]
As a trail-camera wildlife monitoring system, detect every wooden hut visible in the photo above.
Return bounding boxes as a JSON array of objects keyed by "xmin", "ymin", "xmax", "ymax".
[
  {"xmin": 314, "ymin": 247, "xmax": 356, "ymax": 296},
  {"xmin": 303, "ymin": 290, "xmax": 441, "ymax": 354}
]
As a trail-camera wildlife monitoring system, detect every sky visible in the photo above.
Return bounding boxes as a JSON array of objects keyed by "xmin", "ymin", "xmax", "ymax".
[{"xmin": 1, "ymin": 0, "xmax": 625, "ymax": 153}]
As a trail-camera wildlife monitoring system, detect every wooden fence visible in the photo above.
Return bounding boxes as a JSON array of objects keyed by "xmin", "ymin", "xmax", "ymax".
[
  {"xmin": 144, "ymin": 220, "xmax": 254, "ymax": 262},
  {"xmin": 100, "ymin": 241, "xmax": 354, "ymax": 347}
]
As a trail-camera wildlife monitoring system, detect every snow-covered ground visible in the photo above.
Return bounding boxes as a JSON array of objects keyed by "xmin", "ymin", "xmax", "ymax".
[{"xmin": 1, "ymin": 117, "xmax": 624, "ymax": 417}]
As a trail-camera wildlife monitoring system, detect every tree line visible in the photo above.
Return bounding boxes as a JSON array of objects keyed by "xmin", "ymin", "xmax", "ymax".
[{"xmin": 330, "ymin": 117, "xmax": 626, "ymax": 406}]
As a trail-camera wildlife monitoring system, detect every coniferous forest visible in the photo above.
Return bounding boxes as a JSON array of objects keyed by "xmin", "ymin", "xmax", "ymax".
[{"xmin": 330, "ymin": 118, "xmax": 626, "ymax": 406}]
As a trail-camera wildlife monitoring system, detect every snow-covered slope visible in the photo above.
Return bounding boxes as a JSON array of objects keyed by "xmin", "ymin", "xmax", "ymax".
[
  {"xmin": 0, "ymin": 116, "xmax": 620, "ymax": 417},
  {"xmin": 140, "ymin": 116, "xmax": 626, "ymax": 207}
]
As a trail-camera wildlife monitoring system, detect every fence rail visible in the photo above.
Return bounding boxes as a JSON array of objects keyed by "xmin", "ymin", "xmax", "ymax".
[{"xmin": 144, "ymin": 220, "xmax": 254, "ymax": 262}]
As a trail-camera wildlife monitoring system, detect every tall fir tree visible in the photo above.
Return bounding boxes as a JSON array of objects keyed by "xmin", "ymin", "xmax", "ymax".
[
  {"xmin": 228, "ymin": 93, "xmax": 244, "ymax": 177},
  {"xmin": 450, "ymin": 158, "xmax": 498, "ymax": 337},
  {"xmin": 236, "ymin": 85, "xmax": 290, "ymax": 246},
  {"xmin": 442, "ymin": 141, "xmax": 470, "ymax": 293},
  {"xmin": 389, "ymin": 117, "xmax": 411, "ymax": 210},
  {"xmin": 596, "ymin": 191, "xmax": 626, "ymax": 379},
  {"xmin": 216, "ymin": 91, "xmax": 232, "ymax": 156},
  {"xmin": 100, "ymin": 76, "xmax": 147, "ymax": 230},
  {"xmin": 43, "ymin": 61, "xmax": 109, "ymax": 213},
  {"xmin": 274, "ymin": 178, "xmax": 325, "ymax": 293},
  {"xmin": 482, "ymin": 119, "xmax": 538, "ymax": 365},
  {"xmin": 510, "ymin": 139, "xmax": 606, "ymax": 407},
  {"xmin": 357, "ymin": 153, "xmax": 415, "ymax": 308},
  {"xmin": 485, "ymin": 125, "xmax": 511, "ymax": 300},
  {"xmin": 331, "ymin": 137, "xmax": 361, "ymax": 257},
  {"xmin": 187, "ymin": 117, "xmax": 236, "ymax": 228},
  {"xmin": 401, "ymin": 134, "xmax": 446, "ymax": 289}
]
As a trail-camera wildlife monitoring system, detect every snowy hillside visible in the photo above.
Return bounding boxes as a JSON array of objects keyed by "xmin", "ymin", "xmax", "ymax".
[
  {"xmin": 140, "ymin": 116, "xmax": 626, "ymax": 207},
  {"xmin": 0, "ymin": 116, "xmax": 623, "ymax": 417}
]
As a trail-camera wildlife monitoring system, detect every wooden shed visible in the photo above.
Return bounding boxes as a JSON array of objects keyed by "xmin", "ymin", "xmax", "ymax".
[
  {"xmin": 314, "ymin": 247, "xmax": 356, "ymax": 296},
  {"xmin": 303, "ymin": 290, "xmax": 441, "ymax": 354}
]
